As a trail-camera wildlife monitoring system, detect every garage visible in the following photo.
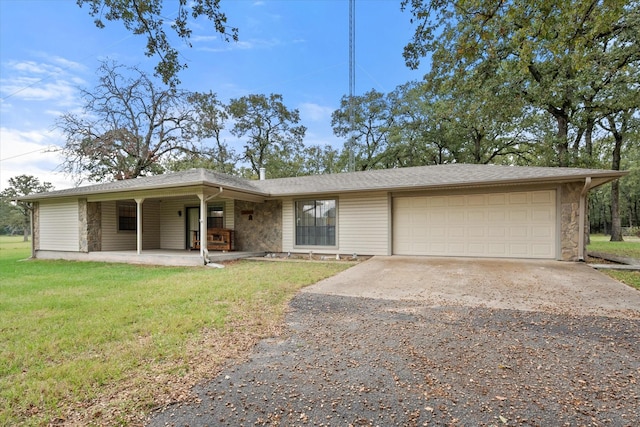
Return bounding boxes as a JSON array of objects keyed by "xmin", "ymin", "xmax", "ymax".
[{"xmin": 393, "ymin": 190, "xmax": 557, "ymax": 259}]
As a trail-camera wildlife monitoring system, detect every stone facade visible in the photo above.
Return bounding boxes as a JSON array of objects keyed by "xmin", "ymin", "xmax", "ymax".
[
  {"xmin": 87, "ymin": 202, "xmax": 102, "ymax": 252},
  {"xmin": 78, "ymin": 199, "xmax": 102, "ymax": 252},
  {"xmin": 560, "ymin": 182, "xmax": 583, "ymax": 261},
  {"xmin": 234, "ymin": 200, "xmax": 282, "ymax": 252}
]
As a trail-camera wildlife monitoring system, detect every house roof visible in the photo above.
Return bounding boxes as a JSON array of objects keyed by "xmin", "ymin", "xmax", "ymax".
[
  {"xmin": 19, "ymin": 164, "xmax": 627, "ymax": 201},
  {"xmin": 253, "ymin": 164, "xmax": 626, "ymax": 196}
]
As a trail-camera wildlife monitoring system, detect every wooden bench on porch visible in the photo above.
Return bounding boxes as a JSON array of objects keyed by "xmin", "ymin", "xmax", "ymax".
[{"xmin": 192, "ymin": 228, "xmax": 235, "ymax": 251}]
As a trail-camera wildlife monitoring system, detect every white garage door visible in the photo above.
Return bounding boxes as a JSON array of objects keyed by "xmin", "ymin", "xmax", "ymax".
[{"xmin": 393, "ymin": 190, "xmax": 557, "ymax": 259}]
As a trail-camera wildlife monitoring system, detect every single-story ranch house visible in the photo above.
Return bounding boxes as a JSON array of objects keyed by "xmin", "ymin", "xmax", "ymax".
[{"xmin": 19, "ymin": 164, "xmax": 626, "ymax": 266}]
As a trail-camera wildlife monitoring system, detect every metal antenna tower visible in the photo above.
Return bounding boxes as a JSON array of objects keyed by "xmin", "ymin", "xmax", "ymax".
[{"xmin": 348, "ymin": 0, "xmax": 356, "ymax": 172}]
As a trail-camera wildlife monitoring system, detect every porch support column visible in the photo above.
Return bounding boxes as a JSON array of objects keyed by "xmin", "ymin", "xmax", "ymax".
[
  {"xmin": 135, "ymin": 198, "xmax": 144, "ymax": 255},
  {"xmin": 198, "ymin": 194, "xmax": 207, "ymax": 257}
]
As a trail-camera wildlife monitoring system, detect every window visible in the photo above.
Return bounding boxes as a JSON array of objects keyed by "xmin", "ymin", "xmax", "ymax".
[
  {"xmin": 207, "ymin": 204, "xmax": 224, "ymax": 228},
  {"xmin": 295, "ymin": 199, "xmax": 336, "ymax": 246},
  {"xmin": 117, "ymin": 202, "xmax": 136, "ymax": 231}
]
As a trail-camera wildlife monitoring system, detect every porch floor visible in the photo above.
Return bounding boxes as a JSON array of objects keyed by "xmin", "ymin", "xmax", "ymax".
[{"xmin": 35, "ymin": 249, "xmax": 265, "ymax": 267}]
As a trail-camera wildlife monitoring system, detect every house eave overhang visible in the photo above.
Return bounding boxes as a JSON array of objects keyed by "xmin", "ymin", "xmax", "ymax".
[{"xmin": 18, "ymin": 180, "xmax": 268, "ymax": 203}]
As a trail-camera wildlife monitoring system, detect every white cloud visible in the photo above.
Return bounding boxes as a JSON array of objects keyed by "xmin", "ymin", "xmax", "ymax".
[
  {"xmin": 0, "ymin": 58, "xmax": 86, "ymax": 106},
  {"xmin": 0, "ymin": 127, "xmax": 71, "ymax": 191},
  {"xmin": 299, "ymin": 102, "xmax": 334, "ymax": 122}
]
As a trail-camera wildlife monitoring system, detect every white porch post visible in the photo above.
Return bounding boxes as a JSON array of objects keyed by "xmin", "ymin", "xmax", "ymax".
[
  {"xmin": 198, "ymin": 194, "xmax": 207, "ymax": 257},
  {"xmin": 135, "ymin": 198, "xmax": 144, "ymax": 255}
]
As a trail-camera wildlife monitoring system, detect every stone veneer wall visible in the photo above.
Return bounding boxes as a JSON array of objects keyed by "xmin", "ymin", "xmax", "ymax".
[
  {"xmin": 560, "ymin": 182, "xmax": 583, "ymax": 261},
  {"xmin": 87, "ymin": 202, "xmax": 102, "ymax": 252},
  {"xmin": 234, "ymin": 200, "xmax": 282, "ymax": 252}
]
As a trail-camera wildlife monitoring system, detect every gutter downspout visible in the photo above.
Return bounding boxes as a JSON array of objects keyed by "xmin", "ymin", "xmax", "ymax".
[
  {"xmin": 205, "ymin": 187, "xmax": 224, "ymax": 203},
  {"xmin": 578, "ymin": 177, "xmax": 592, "ymax": 261}
]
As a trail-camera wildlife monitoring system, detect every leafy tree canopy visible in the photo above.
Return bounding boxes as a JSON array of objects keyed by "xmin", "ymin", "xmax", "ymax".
[
  {"xmin": 77, "ymin": 0, "xmax": 238, "ymax": 85},
  {"xmin": 0, "ymin": 175, "xmax": 53, "ymax": 241}
]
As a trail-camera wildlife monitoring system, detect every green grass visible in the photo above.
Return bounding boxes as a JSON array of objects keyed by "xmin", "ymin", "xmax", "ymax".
[
  {"xmin": 0, "ymin": 238, "xmax": 352, "ymax": 426},
  {"xmin": 587, "ymin": 234, "xmax": 640, "ymax": 259},
  {"xmin": 586, "ymin": 234, "xmax": 640, "ymax": 291},
  {"xmin": 604, "ymin": 270, "xmax": 640, "ymax": 291}
]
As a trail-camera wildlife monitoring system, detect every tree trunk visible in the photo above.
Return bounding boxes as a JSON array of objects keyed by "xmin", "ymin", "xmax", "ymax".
[
  {"xmin": 610, "ymin": 180, "xmax": 623, "ymax": 241},
  {"xmin": 23, "ymin": 226, "xmax": 29, "ymax": 242},
  {"xmin": 609, "ymin": 116, "xmax": 623, "ymax": 242},
  {"xmin": 549, "ymin": 107, "xmax": 570, "ymax": 167}
]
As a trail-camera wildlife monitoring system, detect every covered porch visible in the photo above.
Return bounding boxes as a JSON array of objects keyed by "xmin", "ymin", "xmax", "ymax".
[{"xmin": 35, "ymin": 249, "xmax": 266, "ymax": 267}]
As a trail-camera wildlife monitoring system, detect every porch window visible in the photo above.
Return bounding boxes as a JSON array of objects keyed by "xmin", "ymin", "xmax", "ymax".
[
  {"xmin": 207, "ymin": 203, "xmax": 224, "ymax": 229},
  {"xmin": 117, "ymin": 202, "xmax": 136, "ymax": 231},
  {"xmin": 295, "ymin": 199, "xmax": 336, "ymax": 246}
]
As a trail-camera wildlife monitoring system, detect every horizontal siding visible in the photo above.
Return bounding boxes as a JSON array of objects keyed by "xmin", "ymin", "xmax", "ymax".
[
  {"xmin": 338, "ymin": 193, "xmax": 389, "ymax": 255},
  {"xmin": 282, "ymin": 198, "xmax": 294, "ymax": 252},
  {"xmin": 39, "ymin": 201, "xmax": 79, "ymax": 251},
  {"xmin": 142, "ymin": 200, "xmax": 161, "ymax": 249},
  {"xmin": 101, "ymin": 201, "xmax": 136, "ymax": 251},
  {"xmin": 225, "ymin": 199, "xmax": 234, "ymax": 229},
  {"xmin": 282, "ymin": 193, "xmax": 390, "ymax": 256},
  {"xmin": 160, "ymin": 198, "xmax": 188, "ymax": 250}
]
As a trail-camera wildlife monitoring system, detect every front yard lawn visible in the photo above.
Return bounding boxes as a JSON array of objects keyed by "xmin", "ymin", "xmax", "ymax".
[
  {"xmin": 0, "ymin": 239, "xmax": 352, "ymax": 426},
  {"xmin": 587, "ymin": 234, "xmax": 640, "ymax": 290},
  {"xmin": 587, "ymin": 234, "xmax": 640, "ymax": 259}
]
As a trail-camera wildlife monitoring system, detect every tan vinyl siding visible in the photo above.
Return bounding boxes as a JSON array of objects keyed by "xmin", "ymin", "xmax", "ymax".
[
  {"xmin": 160, "ymin": 198, "xmax": 188, "ymax": 250},
  {"xmin": 282, "ymin": 193, "xmax": 389, "ymax": 255},
  {"xmin": 224, "ymin": 199, "xmax": 234, "ymax": 229},
  {"xmin": 39, "ymin": 201, "xmax": 80, "ymax": 251},
  {"xmin": 338, "ymin": 193, "xmax": 389, "ymax": 255},
  {"xmin": 142, "ymin": 199, "xmax": 160, "ymax": 249},
  {"xmin": 282, "ymin": 198, "xmax": 294, "ymax": 252},
  {"xmin": 101, "ymin": 200, "xmax": 136, "ymax": 251}
]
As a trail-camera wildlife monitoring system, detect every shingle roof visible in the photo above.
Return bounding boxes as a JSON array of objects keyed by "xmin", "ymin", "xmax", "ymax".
[
  {"xmin": 20, "ymin": 164, "xmax": 626, "ymax": 201},
  {"xmin": 252, "ymin": 164, "xmax": 626, "ymax": 196},
  {"xmin": 19, "ymin": 168, "xmax": 263, "ymax": 200}
]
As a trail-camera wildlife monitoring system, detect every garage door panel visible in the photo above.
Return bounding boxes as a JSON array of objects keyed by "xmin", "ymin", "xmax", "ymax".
[
  {"xmin": 532, "ymin": 191, "xmax": 553, "ymax": 204},
  {"xmin": 393, "ymin": 190, "xmax": 556, "ymax": 259},
  {"xmin": 532, "ymin": 244, "xmax": 554, "ymax": 257},
  {"xmin": 468, "ymin": 226, "xmax": 485, "ymax": 238},
  {"xmin": 427, "ymin": 197, "xmax": 446, "ymax": 207},
  {"xmin": 509, "ymin": 193, "xmax": 529, "ymax": 204},
  {"xmin": 509, "ymin": 226, "xmax": 528, "ymax": 238},
  {"xmin": 509, "ymin": 244, "xmax": 529, "ymax": 256},
  {"xmin": 488, "ymin": 243, "xmax": 507, "ymax": 256},
  {"xmin": 488, "ymin": 210, "xmax": 506, "ymax": 222},
  {"xmin": 488, "ymin": 194, "xmax": 506, "ymax": 205},
  {"xmin": 532, "ymin": 226, "xmax": 553, "ymax": 239},
  {"xmin": 468, "ymin": 195, "xmax": 486, "ymax": 206},
  {"xmin": 449, "ymin": 196, "xmax": 465, "ymax": 206},
  {"xmin": 489, "ymin": 227, "xmax": 506, "ymax": 238},
  {"xmin": 467, "ymin": 243, "xmax": 486, "ymax": 255},
  {"xmin": 509, "ymin": 209, "xmax": 529, "ymax": 221},
  {"xmin": 532, "ymin": 208, "xmax": 553, "ymax": 221}
]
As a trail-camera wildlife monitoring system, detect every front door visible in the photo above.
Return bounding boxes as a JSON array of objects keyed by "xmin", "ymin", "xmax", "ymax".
[{"xmin": 186, "ymin": 207, "xmax": 200, "ymax": 250}]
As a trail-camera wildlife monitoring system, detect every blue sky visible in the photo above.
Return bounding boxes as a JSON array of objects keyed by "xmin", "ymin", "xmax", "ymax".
[{"xmin": 0, "ymin": 0, "xmax": 428, "ymax": 190}]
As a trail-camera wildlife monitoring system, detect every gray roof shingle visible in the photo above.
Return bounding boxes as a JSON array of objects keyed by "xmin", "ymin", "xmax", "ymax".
[
  {"xmin": 252, "ymin": 164, "xmax": 626, "ymax": 196},
  {"xmin": 20, "ymin": 164, "xmax": 626, "ymax": 201}
]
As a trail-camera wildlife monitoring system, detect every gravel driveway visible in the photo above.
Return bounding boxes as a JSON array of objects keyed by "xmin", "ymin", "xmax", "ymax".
[{"xmin": 148, "ymin": 257, "xmax": 640, "ymax": 426}]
